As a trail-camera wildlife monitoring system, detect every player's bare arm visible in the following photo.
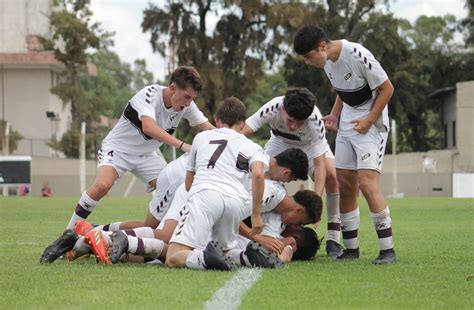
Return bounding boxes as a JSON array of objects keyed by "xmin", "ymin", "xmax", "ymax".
[
  {"xmin": 197, "ymin": 121, "xmax": 215, "ymax": 130},
  {"xmin": 241, "ymin": 124, "xmax": 255, "ymax": 137},
  {"xmin": 185, "ymin": 170, "xmax": 195, "ymax": 191},
  {"xmin": 323, "ymin": 95, "xmax": 343, "ymax": 131},
  {"xmin": 313, "ymin": 154, "xmax": 326, "ymax": 197},
  {"xmin": 350, "ymin": 79, "xmax": 394, "ymax": 134},
  {"xmin": 142, "ymin": 116, "xmax": 192, "ymax": 152},
  {"xmin": 239, "ymin": 222, "xmax": 284, "ymax": 254},
  {"xmin": 250, "ymin": 161, "xmax": 265, "ymax": 235}
]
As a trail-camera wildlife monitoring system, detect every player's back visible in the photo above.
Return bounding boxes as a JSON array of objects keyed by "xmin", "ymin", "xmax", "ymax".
[{"xmin": 189, "ymin": 128, "xmax": 264, "ymax": 203}]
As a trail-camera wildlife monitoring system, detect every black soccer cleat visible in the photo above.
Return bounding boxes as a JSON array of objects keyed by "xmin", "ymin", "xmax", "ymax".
[
  {"xmin": 203, "ymin": 241, "xmax": 236, "ymax": 271},
  {"xmin": 108, "ymin": 230, "xmax": 129, "ymax": 264},
  {"xmin": 245, "ymin": 241, "xmax": 284, "ymax": 269},
  {"xmin": 326, "ymin": 240, "xmax": 344, "ymax": 258},
  {"xmin": 40, "ymin": 229, "xmax": 79, "ymax": 264},
  {"xmin": 372, "ymin": 248, "xmax": 396, "ymax": 265},
  {"xmin": 336, "ymin": 248, "xmax": 360, "ymax": 260}
]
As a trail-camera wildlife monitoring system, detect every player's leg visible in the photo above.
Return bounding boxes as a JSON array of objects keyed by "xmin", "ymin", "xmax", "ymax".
[
  {"xmin": 324, "ymin": 150, "xmax": 343, "ymax": 257},
  {"xmin": 333, "ymin": 134, "xmax": 360, "ymax": 259},
  {"xmin": 166, "ymin": 190, "xmax": 234, "ymax": 270},
  {"xmin": 355, "ymin": 132, "xmax": 395, "ymax": 264},
  {"xmin": 98, "ymin": 153, "xmax": 168, "ymax": 230},
  {"xmin": 108, "ymin": 230, "xmax": 167, "ymax": 264},
  {"xmin": 66, "ymin": 163, "xmax": 119, "ymax": 229}
]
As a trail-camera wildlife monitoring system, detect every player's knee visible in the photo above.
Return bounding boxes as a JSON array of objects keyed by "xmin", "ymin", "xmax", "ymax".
[
  {"xmin": 165, "ymin": 255, "xmax": 180, "ymax": 268},
  {"xmin": 92, "ymin": 180, "xmax": 113, "ymax": 195},
  {"xmin": 358, "ymin": 178, "xmax": 377, "ymax": 196},
  {"xmin": 325, "ymin": 170, "xmax": 339, "ymax": 191}
]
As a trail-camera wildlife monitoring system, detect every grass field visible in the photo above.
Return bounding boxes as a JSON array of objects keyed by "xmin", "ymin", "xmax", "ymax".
[{"xmin": 1, "ymin": 196, "xmax": 473, "ymax": 309}]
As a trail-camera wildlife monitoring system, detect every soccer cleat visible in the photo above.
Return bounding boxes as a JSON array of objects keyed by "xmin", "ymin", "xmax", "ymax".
[
  {"xmin": 203, "ymin": 241, "xmax": 236, "ymax": 271},
  {"xmin": 65, "ymin": 237, "xmax": 92, "ymax": 261},
  {"xmin": 372, "ymin": 248, "xmax": 396, "ymax": 265},
  {"xmin": 336, "ymin": 248, "xmax": 360, "ymax": 260},
  {"xmin": 40, "ymin": 229, "xmax": 78, "ymax": 264},
  {"xmin": 326, "ymin": 240, "xmax": 344, "ymax": 258},
  {"xmin": 245, "ymin": 241, "xmax": 284, "ymax": 269},
  {"xmin": 73, "ymin": 220, "xmax": 94, "ymax": 236},
  {"xmin": 85, "ymin": 230, "xmax": 111, "ymax": 264},
  {"xmin": 108, "ymin": 230, "xmax": 129, "ymax": 264}
]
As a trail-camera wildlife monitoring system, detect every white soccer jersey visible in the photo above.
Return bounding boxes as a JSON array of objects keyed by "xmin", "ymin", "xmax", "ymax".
[
  {"xmin": 242, "ymin": 179, "xmax": 286, "ymax": 218},
  {"xmin": 246, "ymin": 96, "xmax": 327, "ymax": 148},
  {"xmin": 102, "ymin": 85, "xmax": 208, "ymax": 154},
  {"xmin": 232, "ymin": 211, "xmax": 285, "ymax": 250},
  {"xmin": 324, "ymin": 40, "xmax": 390, "ymax": 136},
  {"xmin": 187, "ymin": 128, "xmax": 267, "ymax": 203}
]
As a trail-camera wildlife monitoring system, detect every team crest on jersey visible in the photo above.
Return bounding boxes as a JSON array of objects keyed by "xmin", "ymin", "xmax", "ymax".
[
  {"xmin": 344, "ymin": 73, "xmax": 352, "ymax": 81},
  {"xmin": 170, "ymin": 113, "xmax": 178, "ymax": 122}
]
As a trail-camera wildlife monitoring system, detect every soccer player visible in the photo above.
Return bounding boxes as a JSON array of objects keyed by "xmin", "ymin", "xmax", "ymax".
[
  {"xmin": 242, "ymin": 88, "xmax": 344, "ymax": 257},
  {"xmin": 294, "ymin": 25, "xmax": 396, "ymax": 264},
  {"xmin": 164, "ymin": 97, "xmax": 281, "ymax": 270},
  {"xmin": 65, "ymin": 66, "xmax": 214, "ymax": 230}
]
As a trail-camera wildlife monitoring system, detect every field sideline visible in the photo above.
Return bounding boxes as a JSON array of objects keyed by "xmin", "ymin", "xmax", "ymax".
[{"xmin": 1, "ymin": 196, "xmax": 473, "ymax": 309}]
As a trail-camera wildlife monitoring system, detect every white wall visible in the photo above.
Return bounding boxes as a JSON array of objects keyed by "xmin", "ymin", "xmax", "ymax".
[
  {"xmin": 453, "ymin": 173, "xmax": 474, "ymax": 198},
  {"xmin": 0, "ymin": 0, "xmax": 52, "ymax": 53}
]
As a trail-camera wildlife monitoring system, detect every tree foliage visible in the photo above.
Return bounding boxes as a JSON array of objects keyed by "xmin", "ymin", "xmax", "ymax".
[{"xmin": 0, "ymin": 121, "xmax": 23, "ymax": 154}]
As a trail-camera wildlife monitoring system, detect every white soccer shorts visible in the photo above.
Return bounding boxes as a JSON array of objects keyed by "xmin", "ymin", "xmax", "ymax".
[
  {"xmin": 97, "ymin": 148, "xmax": 166, "ymax": 185},
  {"xmin": 169, "ymin": 189, "xmax": 245, "ymax": 250},
  {"xmin": 153, "ymin": 183, "xmax": 188, "ymax": 226},
  {"xmin": 334, "ymin": 131, "xmax": 388, "ymax": 172}
]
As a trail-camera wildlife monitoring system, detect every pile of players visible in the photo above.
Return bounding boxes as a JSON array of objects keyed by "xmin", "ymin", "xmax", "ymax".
[{"xmin": 40, "ymin": 24, "xmax": 396, "ymax": 270}]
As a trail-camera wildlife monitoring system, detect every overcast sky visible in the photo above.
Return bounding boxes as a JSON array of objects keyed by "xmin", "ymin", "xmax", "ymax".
[{"xmin": 90, "ymin": 0, "xmax": 468, "ymax": 81}]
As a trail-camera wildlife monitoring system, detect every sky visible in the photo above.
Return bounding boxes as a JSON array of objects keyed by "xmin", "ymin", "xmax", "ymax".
[{"xmin": 90, "ymin": 0, "xmax": 468, "ymax": 82}]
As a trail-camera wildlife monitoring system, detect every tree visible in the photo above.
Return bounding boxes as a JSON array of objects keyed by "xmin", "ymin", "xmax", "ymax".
[{"xmin": 0, "ymin": 121, "xmax": 23, "ymax": 154}]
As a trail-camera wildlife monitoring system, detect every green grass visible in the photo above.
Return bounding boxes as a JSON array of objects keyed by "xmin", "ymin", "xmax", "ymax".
[{"xmin": 1, "ymin": 197, "xmax": 473, "ymax": 309}]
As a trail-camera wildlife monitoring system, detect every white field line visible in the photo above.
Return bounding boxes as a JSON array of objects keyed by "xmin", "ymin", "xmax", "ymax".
[{"xmin": 204, "ymin": 268, "xmax": 263, "ymax": 310}]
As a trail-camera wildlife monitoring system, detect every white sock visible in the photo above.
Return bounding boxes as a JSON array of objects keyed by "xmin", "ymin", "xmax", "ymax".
[
  {"xmin": 127, "ymin": 235, "xmax": 139, "ymax": 253},
  {"xmin": 326, "ymin": 193, "xmax": 341, "ymax": 242},
  {"xmin": 109, "ymin": 222, "xmax": 122, "ymax": 231},
  {"xmin": 185, "ymin": 249, "xmax": 206, "ymax": 269},
  {"xmin": 72, "ymin": 237, "xmax": 91, "ymax": 255},
  {"xmin": 125, "ymin": 227, "xmax": 155, "ymax": 238},
  {"xmin": 370, "ymin": 207, "xmax": 394, "ymax": 251},
  {"xmin": 66, "ymin": 192, "xmax": 98, "ymax": 229},
  {"xmin": 340, "ymin": 208, "xmax": 360, "ymax": 250},
  {"xmin": 142, "ymin": 238, "xmax": 165, "ymax": 258}
]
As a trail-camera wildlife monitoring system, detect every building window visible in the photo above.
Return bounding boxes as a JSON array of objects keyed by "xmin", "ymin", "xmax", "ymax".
[
  {"xmin": 452, "ymin": 120, "xmax": 456, "ymax": 147},
  {"xmin": 444, "ymin": 123, "xmax": 448, "ymax": 148}
]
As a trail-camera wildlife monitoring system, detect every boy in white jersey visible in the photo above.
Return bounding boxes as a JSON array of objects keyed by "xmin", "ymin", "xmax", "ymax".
[
  {"xmin": 294, "ymin": 25, "xmax": 396, "ymax": 264},
  {"xmin": 65, "ymin": 66, "xmax": 214, "ymax": 230},
  {"xmin": 242, "ymin": 88, "xmax": 344, "ymax": 258},
  {"xmin": 165, "ymin": 97, "xmax": 283, "ymax": 270}
]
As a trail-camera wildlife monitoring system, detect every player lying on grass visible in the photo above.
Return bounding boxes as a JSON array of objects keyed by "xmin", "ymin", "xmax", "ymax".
[{"xmin": 242, "ymin": 87, "xmax": 343, "ymax": 258}]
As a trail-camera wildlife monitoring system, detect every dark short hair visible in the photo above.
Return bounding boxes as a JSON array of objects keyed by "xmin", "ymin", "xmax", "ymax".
[
  {"xmin": 293, "ymin": 227, "xmax": 320, "ymax": 261},
  {"xmin": 293, "ymin": 25, "xmax": 330, "ymax": 55},
  {"xmin": 293, "ymin": 190, "xmax": 322, "ymax": 224},
  {"xmin": 170, "ymin": 66, "xmax": 203, "ymax": 93},
  {"xmin": 215, "ymin": 97, "xmax": 246, "ymax": 127},
  {"xmin": 283, "ymin": 88, "xmax": 316, "ymax": 121},
  {"xmin": 274, "ymin": 148, "xmax": 308, "ymax": 181}
]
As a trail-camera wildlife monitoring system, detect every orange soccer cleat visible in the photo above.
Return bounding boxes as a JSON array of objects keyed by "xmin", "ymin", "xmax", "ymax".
[
  {"xmin": 85, "ymin": 230, "xmax": 111, "ymax": 264},
  {"xmin": 73, "ymin": 220, "xmax": 94, "ymax": 236}
]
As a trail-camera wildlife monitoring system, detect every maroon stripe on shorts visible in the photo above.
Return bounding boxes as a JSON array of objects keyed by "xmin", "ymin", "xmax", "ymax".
[
  {"xmin": 376, "ymin": 227, "xmax": 392, "ymax": 239},
  {"xmin": 124, "ymin": 229, "xmax": 136, "ymax": 237},
  {"xmin": 342, "ymin": 229, "xmax": 358, "ymax": 239},
  {"xmin": 327, "ymin": 222, "xmax": 341, "ymax": 231},
  {"xmin": 74, "ymin": 204, "xmax": 91, "ymax": 218},
  {"xmin": 136, "ymin": 238, "xmax": 145, "ymax": 255}
]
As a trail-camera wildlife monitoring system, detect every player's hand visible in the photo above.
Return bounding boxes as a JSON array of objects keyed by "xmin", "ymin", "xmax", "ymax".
[
  {"xmin": 250, "ymin": 214, "xmax": 264, "ymax": 235},
  {"xmin": 322, "ymin": 114, "xmax": 338, "ymax": 131},
  {"xmin": 181, "ymin": 143, "xmax": 192, "ymax": 153},
  {"xmin": 255, "ymin": 235, "xmax": 284, "ymax": 254},
  {"xmin": 350, "ymin": 118, "xmax": 372, "ymax": 134}
]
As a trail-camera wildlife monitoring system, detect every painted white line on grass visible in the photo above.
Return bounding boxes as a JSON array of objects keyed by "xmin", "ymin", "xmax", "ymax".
[{"xmin": 204, "ymin": 268, "xmax": 263, "ymax": 310}]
